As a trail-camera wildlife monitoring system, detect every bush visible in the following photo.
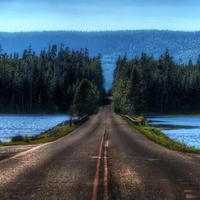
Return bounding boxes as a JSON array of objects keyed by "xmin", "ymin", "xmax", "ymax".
[
  {"xmin": 52, "ymin": 105, "xmax": 60, "ymax": 114},
  {"xmin": 23, "ymin": 135, "xmax": 31, "ymax": 143},
  {"xmin": 11, "ymin": 135, "xmax": 24, "ymax": 142}
]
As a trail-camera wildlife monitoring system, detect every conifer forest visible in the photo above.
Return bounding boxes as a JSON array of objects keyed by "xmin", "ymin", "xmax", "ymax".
[
  {"xmin": 113, "ymin": 50, "xmax": 200, "ymax": 114},
  {"xmin": 1, "ymin": 38, "xmax": 200, "ymax": 115},
  {"xmin": 0, "ymin": 44, "xmax": 104, "ymax": 113}
]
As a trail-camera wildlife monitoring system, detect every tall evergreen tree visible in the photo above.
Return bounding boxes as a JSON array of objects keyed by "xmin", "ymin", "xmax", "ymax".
[{"xmin": 73, "ymin": 79, "xmax": 99, "ymax": 114}]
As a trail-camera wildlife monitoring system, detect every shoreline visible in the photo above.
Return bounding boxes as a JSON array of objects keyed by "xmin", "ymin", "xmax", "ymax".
[{"xmin": 123, "ymin": 115, "xmax": 200, "ymax": 153}]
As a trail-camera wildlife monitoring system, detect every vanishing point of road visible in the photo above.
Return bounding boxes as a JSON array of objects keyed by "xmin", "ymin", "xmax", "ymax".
[{"xmin": 1, "ymin": 99, "xmax": 200, "ymax": 200}]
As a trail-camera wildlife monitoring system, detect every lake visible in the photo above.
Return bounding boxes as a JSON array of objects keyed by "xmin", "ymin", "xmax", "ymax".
[
  {"xmin": 147, "ymin": 116, "xmax": 200, "ymax": 149},
  {"xmin": 0, "ymin": 115, "xmax": 69, "ymax": 142}
]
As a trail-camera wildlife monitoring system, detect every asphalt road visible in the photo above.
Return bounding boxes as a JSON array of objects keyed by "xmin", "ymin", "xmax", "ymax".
[{"xmin": 1, "ymin": 99, "xmax": 200, "ymax": 199}]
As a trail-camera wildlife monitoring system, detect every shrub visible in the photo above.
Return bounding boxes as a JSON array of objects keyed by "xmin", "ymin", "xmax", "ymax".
[
  {"xmin": 11, "ymin": 135, "xmax": 24, "ymax": 142},
  {"xmin": 23, "ymin": 135, "xmax": 31, "ymax": 143},
  {"xmin": 52, "ymin": 105, "xmax": 60, "ymax": 114}
]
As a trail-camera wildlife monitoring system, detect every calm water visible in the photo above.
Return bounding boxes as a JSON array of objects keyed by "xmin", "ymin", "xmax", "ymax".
[
  {"xmin": 147, "ymin": 116, "xmax": 200, "ymax": 149},
  {"xmin": 0, "ymin": 115, "xmax": 69, "ymax": 142}
]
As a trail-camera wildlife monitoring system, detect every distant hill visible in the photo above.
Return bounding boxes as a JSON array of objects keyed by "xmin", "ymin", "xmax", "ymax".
[{"xmin": 1, "ymin": 30, "xmax": 200, "ymax": 90}]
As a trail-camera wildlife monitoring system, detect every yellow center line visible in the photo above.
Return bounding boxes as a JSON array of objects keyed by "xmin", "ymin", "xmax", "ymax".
[
  {"xmin": 92, "ymin": 127, "xmax": 105, "ymax": 200},
  {"xmin": 104, "ymin": 140, "xmax": 109, "ymax": 200}
]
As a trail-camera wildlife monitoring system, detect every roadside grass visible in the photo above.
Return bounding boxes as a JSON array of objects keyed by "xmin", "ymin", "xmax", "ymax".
[
  {"xmin": 122, "ymin": 115, "xmax": 200, "ymax": 154},
  {"xmin": 0, "ymin": 125, "xmax": 78, "ymax": 146}
]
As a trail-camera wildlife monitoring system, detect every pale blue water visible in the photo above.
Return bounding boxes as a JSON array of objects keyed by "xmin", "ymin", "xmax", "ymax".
[
  {"xmin": 147, "ymin": 116, "xmax": 200, "ymax": 149},
  {"xmin": 0, "ymin": 115, "xmax": 69, "ymax": 142}
]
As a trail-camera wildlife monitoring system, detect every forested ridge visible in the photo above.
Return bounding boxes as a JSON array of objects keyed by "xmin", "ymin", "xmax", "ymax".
[
  {"xmin": 1, "ymin": 30, "xmax": 200, "ymax": 61},
  {"xmin": 1, "ymin": 30, "xmax": 200, "ymax": 90},
  {"xmin": 113, "ymin": 50, "xmax": 200, "ymax": 114},
  {"xmin": 1, "ymin": 30, "xmax": 200, "ymax": 114},
  {"xmin": 0, "ymin": 44, "xmax": 104, "ymax": 113}
]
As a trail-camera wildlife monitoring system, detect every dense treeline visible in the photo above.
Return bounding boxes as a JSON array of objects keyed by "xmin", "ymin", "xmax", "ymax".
[
  {"xmin": 0, "ymin": 44, "xmax": 104, "ymax": 113},
  {"xmin": 1, "ymin": 30, "xmax": 200, "ymax": 90},
  {"xmin": 113, "ymin": 50, "xmax": 200, "ymax": 114}
]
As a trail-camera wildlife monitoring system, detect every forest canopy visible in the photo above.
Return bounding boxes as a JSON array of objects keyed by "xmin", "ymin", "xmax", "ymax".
[
  {"xmin": 0, "ymin": 44, "xmax": 104, "ymax": 114},
  {"xmin": 113, "ymin": 50, "xmax": 200, "ymax": 114},
  {"xmin": 1, "ymin": 30, "xmax": 200, "ymax": 90}
]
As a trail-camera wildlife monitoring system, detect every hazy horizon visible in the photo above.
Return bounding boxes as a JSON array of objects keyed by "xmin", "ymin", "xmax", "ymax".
[{"xmin": 1, "ymin": 29, "xmax": 200, "ymax": 34}]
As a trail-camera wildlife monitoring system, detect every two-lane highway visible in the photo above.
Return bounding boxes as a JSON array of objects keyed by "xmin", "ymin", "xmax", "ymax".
[
  {"xmin": 106, "ymin": 101, "xmax": 200, "ymax": 199},
  {"xmin": 0, "ymin": 106, "xmax": 107, "ymax": 200},
  {"xmin": 1, "ymin": 100, "xmax": 200, "ymax": 199}
]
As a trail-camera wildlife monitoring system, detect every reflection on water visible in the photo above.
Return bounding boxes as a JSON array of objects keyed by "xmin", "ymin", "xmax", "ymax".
[{"xmin": 147, "ymin": 116, "xmax": 200, "ymax": 149}]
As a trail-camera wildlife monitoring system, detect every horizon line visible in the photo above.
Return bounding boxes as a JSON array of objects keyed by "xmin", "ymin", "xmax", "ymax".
[{"xmin": 1, "ymin": 29, "xmax": 200, "ymax": 33}]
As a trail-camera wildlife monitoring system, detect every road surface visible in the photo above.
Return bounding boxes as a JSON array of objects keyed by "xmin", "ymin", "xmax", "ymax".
[{"xmin": 1, "ymin": 99, "xmax": 200, "ymax": 199}]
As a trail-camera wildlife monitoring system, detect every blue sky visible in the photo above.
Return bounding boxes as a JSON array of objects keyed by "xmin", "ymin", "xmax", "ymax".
[{"xmin": 0, "ymin": 0, "xmax": 200, "ymax": 32}]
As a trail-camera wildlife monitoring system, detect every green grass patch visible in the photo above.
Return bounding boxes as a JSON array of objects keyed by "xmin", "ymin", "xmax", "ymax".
[{"xmin": 122, "ymin": 115, "xmax": 200, "ymax": 153}]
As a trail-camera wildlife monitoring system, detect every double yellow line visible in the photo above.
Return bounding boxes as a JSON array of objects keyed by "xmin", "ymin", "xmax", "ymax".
[{"xmin": 92, "ymin": 127, "xmax": 109, "ymax": 200}]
